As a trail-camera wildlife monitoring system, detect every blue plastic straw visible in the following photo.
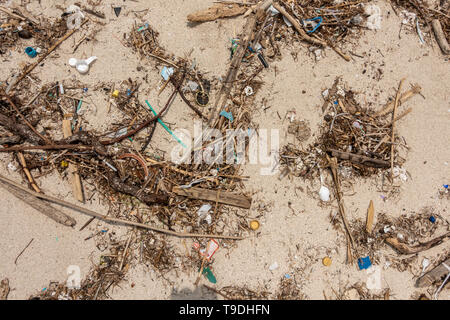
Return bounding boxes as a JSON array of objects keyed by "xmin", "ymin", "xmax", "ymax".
[{"xmin": 145, "ymin": 100, "xmax": 187, "ymax": 148}]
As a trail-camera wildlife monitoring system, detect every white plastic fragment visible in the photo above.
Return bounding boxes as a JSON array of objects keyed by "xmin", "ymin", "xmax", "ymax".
[
  {"xmin": 269, "ymin": 262, "xmax": 279, "ymax": 271},
  {"xmin": 69, "ymin": 56, "xmax": 97, "ymax": 74},
  {"xmin": 161, "ymin": 66, "xmax": 174, "ymax": 81},
  {"xmin": 319, "ymin": 186, "xmax": 330, "ymax": 201},
  {"xmin": 66, "ymin": 5, "xmax": 85, "ymax": 30},
  {"xmin": 244, "ymin": 86, "xmax": 254, "ymax": 96},
  {"xmin": 7, "ymin": 162, "xmax": 17, "ymax": 171}
]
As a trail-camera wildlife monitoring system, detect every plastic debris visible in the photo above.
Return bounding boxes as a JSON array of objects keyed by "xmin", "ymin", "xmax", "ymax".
[
  {"xmin": 193, "ymin": 239, "xmax": 219, "ymax": 261},
  {"xmin": 269, "ymin": 262, "xmax": 279, "ymax": 271},
  {"xmin": 357, "ymin": 256, "xmax": 372, "ymax": 270},
  {"xmin": 183, "ymin": 80, "xmax": 199, "ymax": 92},
  {"xmin": 219, "ymin": 110, "xmax": 234, "ymax": 122},
  {"xmin": 322, "ymin": 257, "xmax": 332, "ymax": 266},
  {"xmin": 112, "ymin": 89, "xmax": 120, "ymax": 98},
  {"xmin": 303, "ymin": 17, "xmax": 323, "ymax": 33},
  {"xmin": 66, "ymin": 5, "xmax": 84, "ymax": 30},
  {"xmin": 197, "ymin": 204, "xmax": 212, "ymax": 225},
  {"xmin": 250, "ymin": 220, "xmax": 260, "ymax": 230},
  {"xmin": 145, "ymin": 100, "xmax": 187, "ymax": 148},
  {"xmin": 68, "ymin": 56, "xmax": 97, "ymax": 74},
  {"xmin": 137, "ymin": 23, "xmax": 149, "ymax": 32},
  {"xmin": 202, "ymin": 266, "xmax": 217, "ymax": 284},
  {"xmin": 429, "ymin": 216, "xmax": 436, "ymax": 223},
  {"xmin": 25, "ymin": 47, "xmax": 37, "ymax": 58},
  {"xmin": 244, "ymin": 86, "xmax": 254, "ymax": 96},
  {"xmin": 113, "ymin": 7, "xmax": 122, "ymax": 17},
  {"xmin": 7, "ymin": 162, "xmax": 17, "ymax": 171},
  {"xmin": 319, "ymin": 186, "xmax": 330, "ymax": 201},
  {"xmin": 160, "ymin": 66, "xmax": 174, "ymax": 81},
  {"xmin": 421, "ymin": 258, "xmax": 430, "ymax": 276}
]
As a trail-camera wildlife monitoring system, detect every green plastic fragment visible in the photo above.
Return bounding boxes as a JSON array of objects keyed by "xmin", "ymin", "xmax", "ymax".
[{"xmin": 202, "ymin": 266, "xmax": 217, "ymax": 284}]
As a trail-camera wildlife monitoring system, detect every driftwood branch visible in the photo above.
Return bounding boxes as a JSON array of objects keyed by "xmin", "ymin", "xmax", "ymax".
[
  {"xmin": 432, "ymin": 19, "xmax": 450, "ymax": 55},
  {"xmin": 0, "ymin": 174, "xmax": 243, "ymax": 240},
  {"xmin": 327, "ymin": 149, "xmax": 390, "ymax": 168},
  {"xmin": 187, "ymin": 3, "xmax": 247, "ymax": 22},
  {"xmin": 327, "ymin": 156, "xmax": 355, "ymax": 264},
  {"xmin": 0, "ymin": 180, "xmax": 76, "ymax": 227},
  {"xmin": 385, "ymin": 232, "xmax": 450, "ymax": 255}
]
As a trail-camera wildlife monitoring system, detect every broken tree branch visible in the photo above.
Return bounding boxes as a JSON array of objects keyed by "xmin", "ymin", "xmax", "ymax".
[{"xmin": 385, "ymin": 232, "xmax": 450, "ymax": 255}]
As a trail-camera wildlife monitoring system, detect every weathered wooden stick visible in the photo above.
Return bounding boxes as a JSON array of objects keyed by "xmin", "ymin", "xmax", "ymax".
[
  {"xmin": 173, "ymin": 186, "xmax": 252, "ymax": 209},
  {"xmin": 385, "ymin": 232, "xmax": 450, "ymax": 255},
  {"xmin": 432, "ymin": 19, "xmax": 450, "ymax": 55},
  {"xmin": 0, "ymin": 144, "xmax": 93, "ymax": 153},
  {"xmin": 327, "ymin": 149, "xmax": 390, "ymax": 168},
  {"xmin": 0, "ymin": 180, "xmax": 76, "ymax": 227},
  {"xmin": 0, "ymin": 278, "xmax": 9, "ymax": 300},
  {"xmin": 272, "ymin": 3, "xmax": 327, "ymax": 47},
  {"xmin": 62, "ymin": 119, "xmax": 84, "ymax": 202},
  {"xmin": 374, "ymin": 84, "xmax": 421, "ymax": 117},
  {"xmin": 17, "ymin": 152, "xmax": 41, "ymax": 193},
  {"xmin": 187, "ymin": 3, "xmax": 247, "ymax": 22},
  {"xmin": 390, "ymin": 78, "xmax": 405, "ymax": 180},
  {"xmin": 416, "ymin": 256, "xmax": 450, "ymax": 288},
  {"xmin": 327, "ymin": 156, "xmax": 355, "ymax": 263},
  {"xmin": 383, "ymin": 107, "xmax": 412, "ymax": 128},
  {"xmin": 0, "ymin": 174, "xmax": 243, "ymax": 240},
  {"xmin": 0, "ymin": 6, "xmax": 25, "ymax": 21}
]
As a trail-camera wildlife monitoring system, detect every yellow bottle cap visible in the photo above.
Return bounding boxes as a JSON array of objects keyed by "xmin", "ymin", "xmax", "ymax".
[
  {"xmin": 322, "ymin": 257, "xmax": 332, "ymax": 266},
  {"xmin": 250, "ymin": 220, "xmax": 260, "ymax": 230}
]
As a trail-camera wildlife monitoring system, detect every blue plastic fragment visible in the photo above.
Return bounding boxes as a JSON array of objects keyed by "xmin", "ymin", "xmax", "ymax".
[
  {"xmin": 127, "ymin": 89, "xmax": 132, "ymax": 96},
  {"xmin": 444, "ymin": 184, "xmax": 449, "ymax": 189},
  {"xmin": 25, "ymin": 46, "xmax": 37, "ymax": 58},
  {"xmin": 303, "ymin": 16, "xmax": 323, "ymax": 33},
  {"xmin": 83, "ymin": 88, "xmax": 88, "ymax": 93},
  {"xmin": 429, "ymin": 216, "xmax": 436, "ymax": 223},
  {"xmin": 219, "ymin": 110, "xmax": 233, "ymax": 122},
  {"xmin": 357, "ymin": 256, "xmax": 372, "ymax": 270},
  {"xmin": 284, "ymin": 274, "xmax": 291, "ymax": 279},
  {"xmin": 161, "ymin": 66, "xmax": 174, "ymax": 81}
]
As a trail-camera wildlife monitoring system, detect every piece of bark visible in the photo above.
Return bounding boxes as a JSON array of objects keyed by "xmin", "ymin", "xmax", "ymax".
[
  {"xmin": 366, "ymin": 200, "xmax": 374, "ymax": 234},
  {"xmin": 173, "ymin": 186, "xmax": 252, "ymax": 209},
  {"xmin": 385, "ymin": 232, "xmax": 450, "ymax": 255},
  {"xmin": 62, "ymin": 119, "xmax": 84, "ymax": 202},
  {"xmin": 0, "ymin": 278, "xmax": 9, "ymax": 300},
  {"xmin": 432, "ymin": 19, "xmax": 450, "ymax": 55},
  {"xmin": 0, "ymin": 180, "xmax": 76, "ymax": 227},
  {"xmin": 416, "ymin": 257, "xmax": 450, "ymax": 288},
  {"xmin": 327, "ymin": 149, "xmax": 390, "ymax": 168},
  {"xmin": 187, "ymin": 4, "xmax": 247, "ymax": 22}
]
